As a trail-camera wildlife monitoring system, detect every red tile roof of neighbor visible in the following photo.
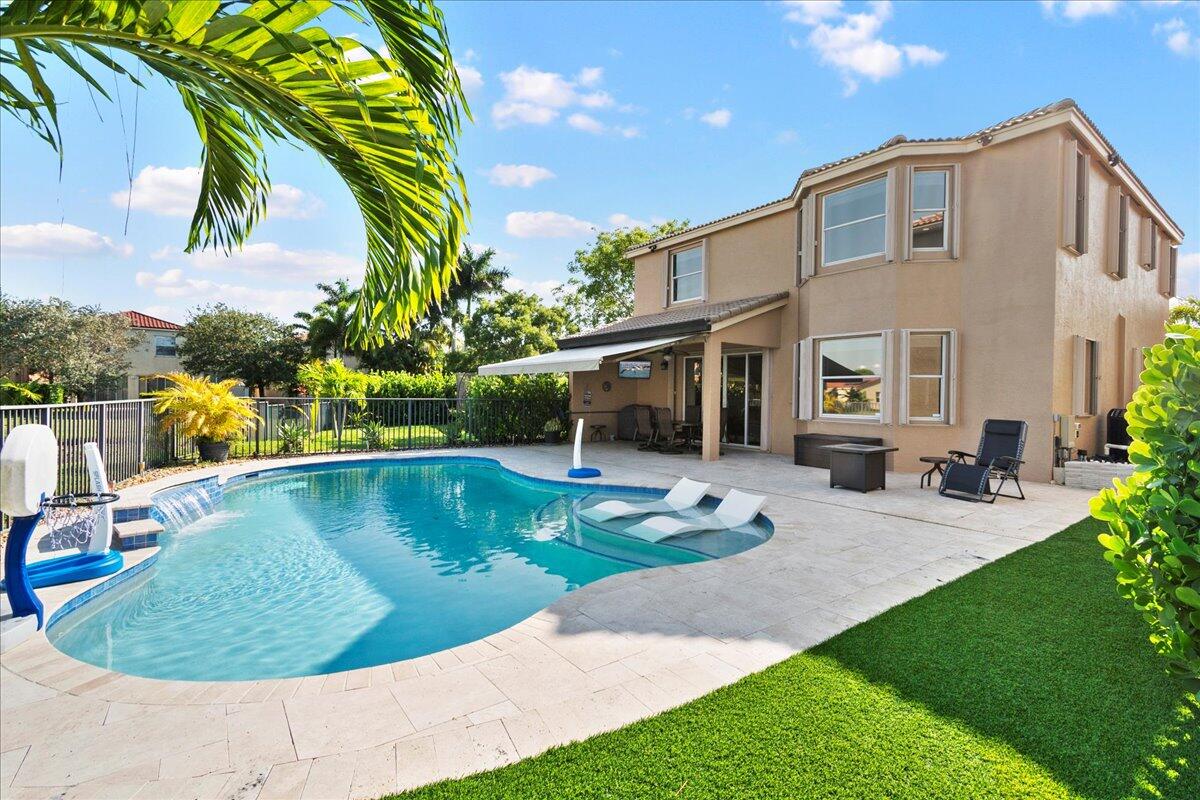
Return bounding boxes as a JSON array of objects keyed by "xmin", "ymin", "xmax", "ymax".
[{"xmin": 122, "ymin": 311, "xmax": 182, "ymax": 331}]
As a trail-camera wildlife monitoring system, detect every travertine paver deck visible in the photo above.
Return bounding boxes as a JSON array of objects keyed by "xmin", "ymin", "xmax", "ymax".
[{"xmin": 0, "ymin": 445, "xmax": 1093, "ymax": 799}]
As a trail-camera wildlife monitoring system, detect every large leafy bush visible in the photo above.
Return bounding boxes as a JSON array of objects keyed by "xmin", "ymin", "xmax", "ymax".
[
  {"xmin": 467, "ymin": 374, "xmax": 569, "ymax": 443},
  {"xmin": 371, "ymin": 371, "xmax": 456, "ymax": 398},
  {"xmin": 149, "ymin": 373, "xmax": 259, "ymax": 444},
  {"xmin": 1091, "ymin": 323, "xmax": 1200, "ymax": 689}
]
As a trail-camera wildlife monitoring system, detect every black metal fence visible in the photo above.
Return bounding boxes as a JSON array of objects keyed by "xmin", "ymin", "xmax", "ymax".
[{"xmin": 0, "ymin": 396, "xmax": 564, "ymax": 497}]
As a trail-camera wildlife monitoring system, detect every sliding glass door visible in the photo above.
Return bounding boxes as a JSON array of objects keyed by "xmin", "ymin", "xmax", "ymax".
[{"xmin": 722, "ymin": 352, "xmax": 763, "ymax": 447}]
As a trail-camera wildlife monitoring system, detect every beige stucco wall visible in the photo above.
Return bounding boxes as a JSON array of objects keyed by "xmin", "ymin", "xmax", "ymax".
[
  {"xmin": 632, "ymin": 210, "xmax": 797, "ymax": 316},
  {"xmin": 121, "ymin": 329, "xmax": 183, "ymax": 399},
  {"xmin": 1051, "ymin": 142, "xmax": 1171, "ymax": 459},
  {"xmin": 616, "ymin": 124, "xmax": 1174, "ymax": 479}
]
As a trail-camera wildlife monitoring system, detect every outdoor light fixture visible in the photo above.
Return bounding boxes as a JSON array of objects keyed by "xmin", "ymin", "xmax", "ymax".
[{"xmin": 661, "ymin": 349, "xmax": 674, "ymax": 371}]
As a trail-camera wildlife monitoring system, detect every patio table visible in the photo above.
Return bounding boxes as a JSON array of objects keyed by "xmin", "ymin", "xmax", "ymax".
[{"xmin": 821, "ymin": 444, "xmax": 899, "ymax": 493}]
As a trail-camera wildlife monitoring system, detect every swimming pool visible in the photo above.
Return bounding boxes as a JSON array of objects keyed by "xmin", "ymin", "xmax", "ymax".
[{"xmin": 47, "ymin": 458, "xmax": 771, "ymax": 681}]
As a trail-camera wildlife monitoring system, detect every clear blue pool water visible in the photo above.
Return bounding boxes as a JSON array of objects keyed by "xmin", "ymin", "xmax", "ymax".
[{"xmin": 47, "ymin": 460, "xmax": 770, "ymax": 681}]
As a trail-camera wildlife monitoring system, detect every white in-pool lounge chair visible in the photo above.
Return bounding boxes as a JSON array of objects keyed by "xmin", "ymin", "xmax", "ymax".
[
  {"xmin": 578, "ymin": 477, "xmax": 711, "ymax": 523},
  {"xmin": 623, "ymin": 489, "xmax": 766, "ymax": 543}
]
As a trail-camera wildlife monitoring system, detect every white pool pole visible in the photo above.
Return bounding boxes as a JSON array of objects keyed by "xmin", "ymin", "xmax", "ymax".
[
  {"xmin": 567, "ymin": 418, "xmax": 601, "ymax": 478},
  {"xmin": 573, "ymin": 418, "xmax": 584, "ymax": 470}
]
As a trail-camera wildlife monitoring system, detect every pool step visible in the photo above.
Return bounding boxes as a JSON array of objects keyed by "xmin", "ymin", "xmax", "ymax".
[{"xmin": 112, "ymin": 519, "xmax": 164, "ymax": 552}]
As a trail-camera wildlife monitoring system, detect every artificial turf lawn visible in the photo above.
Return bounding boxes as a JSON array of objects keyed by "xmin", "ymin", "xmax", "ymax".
[{"xmin": 392, "ymin": 518, "xmax": 1198, "ymax": 799}]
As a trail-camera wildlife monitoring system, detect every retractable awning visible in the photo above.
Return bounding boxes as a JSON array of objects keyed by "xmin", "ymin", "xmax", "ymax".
[{"xmin": 477, "ymin": 334, "xmax": 688, "ymax": 376}]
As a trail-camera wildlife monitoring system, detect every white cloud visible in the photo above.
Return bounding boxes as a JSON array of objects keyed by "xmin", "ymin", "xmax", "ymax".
[
  {"xmin": 135, "ymin": 268, "xmax": 321, "ymax": 320},
  {"xmin": 902, "ymin": 44, "xmax": 946, "ymax": 66},
  {"xmin": 504, "ymin": 275, "xmax": 562, "ymax": 303},
  {"xmin": 486, "ymin": 163, "xmax": 556, "ymax": 188},
  {"xmin": 782, "ymin": 1, "xmax": 843, "ymax": 25},
  {"xmin": 169, "ymin": 242, "xmax": 361, "ymax": 281},
  {"xmin": 699, "ymin": 108, "xmax": 732, "ymax": 128},
  {"xmin": 491, "ymin": 101, "xmax": 558, "ymax": 128},
  {"xmin": 491, "ymin": 64, "xmax": 632, "ymax": 134},
  {"xmin": 783, "ymin": 0, "xmax": 945, "ymax": 96},
  {"xmin": 1154, "ymin": 18, "xmax": 1199, "ymax": 57},
  {"xmin": 615, "ymin": 125, "xmax": 643, "ymax": 139},
  {"xmin": 498, "ymin": 65, "xmax": 577, "ymax": 108},
  {"xmin": 567, "ymin": 113, "xmax": 606, "ymax": 134},
  {"xmin": 1039, "ymin": 0, "xmax": 1122, "ymax": 21},
  {"xmin": 775, "ymin": 129, "xmax": 800, "ymax": 144},
  {"xmin": 0, "ymin": 222, "xmax": 133, "ymax": 259},
  {"xmin": 111, "ymin": 165, "xmax": 323, "ymax": 220},
  {"xmin": 1176, "ymin": 251, "xmax": 1200, "ymax": 297},
  {"xmin": 608, "ymin": 213, "xmax": 649, "ymax": 229},
  {"xmin": 458, "ymin": 64, "xmax": 484, "ymax": 96},
  {"xmin": 505, "ymin": 211, "xmax": 596, "ymax": 238},
  {"xmin": 576, "ymin": 66, "xmax": 604, "ymax": 87},
  {"xmin": 463, "ymin": 49, "xmax": 479, "ymax": 62}
]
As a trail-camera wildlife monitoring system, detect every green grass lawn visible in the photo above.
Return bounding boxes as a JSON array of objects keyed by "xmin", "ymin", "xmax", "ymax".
[
  {"xmin": 229, "ymin": 424, "xmax": 450, "ymax": 457},
  {"xmin": 392, "ymin": 518, "xmax": 1198, "ymax": 800}
]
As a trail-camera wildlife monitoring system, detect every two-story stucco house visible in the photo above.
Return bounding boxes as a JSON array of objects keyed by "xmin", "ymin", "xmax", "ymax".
[
  {"xmin": 114, "ymin": 311, "xmax": 184, "ymax": 398},
  {"xmin": 480, "ymin": 100, "xmax": 1183, "ymax": 481}
]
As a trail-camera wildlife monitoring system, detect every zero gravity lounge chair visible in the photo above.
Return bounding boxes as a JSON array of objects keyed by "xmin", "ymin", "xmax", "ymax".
[
  {"xmin": 578, "ymin": 477, "xmax": 711, "ymax": 523},
  {"xmin": 623, "ymin": 489, "xmax": 767, "ymax": 543},
  {"xmin": 938, "ymin": 419, "xmax": 1028, "ymax": 503}
]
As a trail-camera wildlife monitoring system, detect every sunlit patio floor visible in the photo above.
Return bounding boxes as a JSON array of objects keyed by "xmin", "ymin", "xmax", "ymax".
[{"xmin": 0, "ymin": 444, "xmax": 1094, "ymax": 799}]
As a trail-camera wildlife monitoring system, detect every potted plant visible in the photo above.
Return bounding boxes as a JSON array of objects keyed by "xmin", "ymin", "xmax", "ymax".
[
  {"xmin": 149, "ymin": 373, "xmax": 260, "ymax": 463},
  {"xmin": 543, "ymin": 418, "xmax": 562, "ymax": 445}
]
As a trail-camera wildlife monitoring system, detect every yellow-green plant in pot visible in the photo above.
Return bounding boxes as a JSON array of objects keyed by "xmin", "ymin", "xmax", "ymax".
[{"xmin": 149, "ymin": 373, "xmax": 260, "ymax": 463}]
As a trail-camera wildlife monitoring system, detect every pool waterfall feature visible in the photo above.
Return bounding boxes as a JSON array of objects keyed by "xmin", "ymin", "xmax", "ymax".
[{"xmin": 46, "ymin": 457, "xmax": 771, "ymax": 681}]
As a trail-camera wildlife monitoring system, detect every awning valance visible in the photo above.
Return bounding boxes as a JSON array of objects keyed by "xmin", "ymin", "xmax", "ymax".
[{"xmin": 477, "ymin": 334, "xmax": 688, "ymax": 376}]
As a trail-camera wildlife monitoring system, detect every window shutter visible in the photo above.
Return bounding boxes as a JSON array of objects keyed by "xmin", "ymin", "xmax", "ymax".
[
  {"xmin": 1089, "ymin": 339, "xmax": 1101, "ymax": 416},
  {"xmin": 1168, "ymin": 246, "xmax": 1178, "ymax": 297},
  {"xmin": 800, "ymin": 194, "xmax": 816, "ymax": 280},
  {"xmin": 1061, "ymin": 141, "xmax": 1078, "ymax": 250},
  {"xmin": 791, "ymin": 342, "xmax": 799, "ymax": 418},
  {"xmin": 662, "ymin": 252, "xmax": 670, "ymax": 308},
  {"xmin": 902, "ymin": 167, "xmax": 914, "ymax": 262},
  {"xmin": 1149, "ymin": 226, "xmax": 1159, "ymax": 271},
  {"xmin": 898, "ymin": 329, "xmax": 911, "ymax": 425},
  {"xmin": 797, "ymin": 337, "xmax": 813, "ymax": 420},
  {"xmin": 1075, "ymin": 152, "xmax": 1089, "ymax": 255},
  {"xmin": 880, "ymin": 329, "xmax": 894, "ymax": 424},
  {"xmin": 947, "ymin": 329, "xmax": 959, "ymax": 426},
  {"xmin": 1117, "ymin": 195, "xmax": 1129, "ymax": 279},
  {"xmin": 884, "ymin": 168, "xmax": 897, "ymax": 263},
  {"xmin": 1104, "ymin": 186, "xmax": 1122, "ymax": 278},
  {"xmin": 1138, "ymin": 218, "xmax": 1154, "ymax": 269},
  {"xmin": 951, "ymin": 165, "xmax": 963, "ymax": 260},
  {"xmin": 1071, "ymin": 335, "xmax": 1086, "ymax": 416}
]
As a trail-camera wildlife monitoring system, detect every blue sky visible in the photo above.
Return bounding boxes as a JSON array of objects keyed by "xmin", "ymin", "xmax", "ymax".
[{"xmin": 1, "ymin": 0, "xmax": 1197, "ymax": 324}]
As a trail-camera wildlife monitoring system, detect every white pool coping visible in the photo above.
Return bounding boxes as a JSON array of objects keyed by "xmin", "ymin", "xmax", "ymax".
[{"xmin": 1, "ymin": 445, "xmax": 1094, "ymax": 799}]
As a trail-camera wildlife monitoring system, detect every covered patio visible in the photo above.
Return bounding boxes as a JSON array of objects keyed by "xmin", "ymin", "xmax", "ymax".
[{"xmin": 479, "ymin": 293, "xmax": 790, "ymax": 462}]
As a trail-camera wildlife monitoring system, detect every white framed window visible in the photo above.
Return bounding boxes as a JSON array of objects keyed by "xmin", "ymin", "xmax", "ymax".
[
  {"xmin": 905, "ymin": 332, "xmax": 949, "ymax": 422},
  {"xmin": 154, "ymin": 335, "xmax": 177, "ymax": 357},
  {"xmin": 817, "ymin": 334, "xmax": 884, "ymax": 419},
  {"xmin": 911, "ymin": 170, "xmax": 948, "ymax": 251},
  {"xmin": 670, "ymin": 244, "xmax": 704, "ymax": 303},
  {"xmin": 821, "ymin": 176, "xmax": 887, "ymax": 267}
]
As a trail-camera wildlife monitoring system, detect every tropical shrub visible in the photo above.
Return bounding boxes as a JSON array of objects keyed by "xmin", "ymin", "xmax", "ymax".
[
  {"xmin": 149, "ymin": 373, "xmax": 259, "ymax": 444},
  {"xmin": 298, "ymin": 359, "xmax": 372, "ymax": 443},
  {"xmin": 277, "ymin": 419, "xmax": 309, "ymax": 454},
  {"xmin": 359, "ymin": 419, "xmax": 386, "ymax": 450},
  {"xmin": 371, "ymin": 371, "xmax": 456, "ymax": 399},
  {"xmin": 467, "ymin": 374, "xmax": 569, "ymax": 443},
  {"xmin": 1091, "ymin": 323, "xmax": 1200, "ymax": 689},
  {"xmin": 1, "ymin": 380, "xmax": 44, "ymax": 405}
]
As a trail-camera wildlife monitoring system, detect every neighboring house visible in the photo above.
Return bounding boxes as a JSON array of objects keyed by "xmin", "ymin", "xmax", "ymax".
[
  {"xmin": 479, "ymin": 99, "xmax": 1183, "ymax": 481},
  {"xmin": 115, "ymin": 311, "xmax": 184, "ymax": 398}
]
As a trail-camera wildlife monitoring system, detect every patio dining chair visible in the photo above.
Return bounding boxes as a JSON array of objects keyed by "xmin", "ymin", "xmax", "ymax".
[
  {"xmin": 633, "ymin": 406, "xmax": 656, "ymax": 449},
  {"xmin": 937, "ymin": 419, "xmax": 1028, "ymax": 503}
]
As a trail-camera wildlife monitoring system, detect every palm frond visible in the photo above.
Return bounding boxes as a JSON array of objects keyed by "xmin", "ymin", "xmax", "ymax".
[{"xmin": 0, "ymin": 0, "xmax": 469, "ymax": 346}]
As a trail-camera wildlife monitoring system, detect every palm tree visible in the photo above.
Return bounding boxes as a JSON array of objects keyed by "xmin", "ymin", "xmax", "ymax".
[
  {"xmin": 447, "ymin": 245, "xmax": 509, "ymax": 350},
  {"xmin": 295, "ymin": 280, "xmax": 358, "ymax": 358},
  {"xmin": 0, "ymin": 0, "xmax": 467, "ymax": 346}
]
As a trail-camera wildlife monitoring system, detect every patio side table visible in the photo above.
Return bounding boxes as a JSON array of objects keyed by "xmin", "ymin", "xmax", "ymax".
[
  {"xmin": 919, "ymin": 455, "xmax": 950, "ymax": 489},
  {"xmin": 821, "ymin": 444, "xmax": 899, "ymax": 493}
]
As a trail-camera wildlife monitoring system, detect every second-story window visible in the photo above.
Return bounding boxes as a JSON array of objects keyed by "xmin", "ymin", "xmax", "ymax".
[
  {"xmin": 911, "ymin": 170, "xmax": 948, "ymax": 250},
  {"xmin": 671, "ymin": 245, "xmax": 704, "ymax": 303},
  {"xmin": 154, "ymin": 335, "xmax": 177, "ymax": 357},
  {"xmin": 822, "ymin": 176, "xmax": 887, "ymax": 267}
]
